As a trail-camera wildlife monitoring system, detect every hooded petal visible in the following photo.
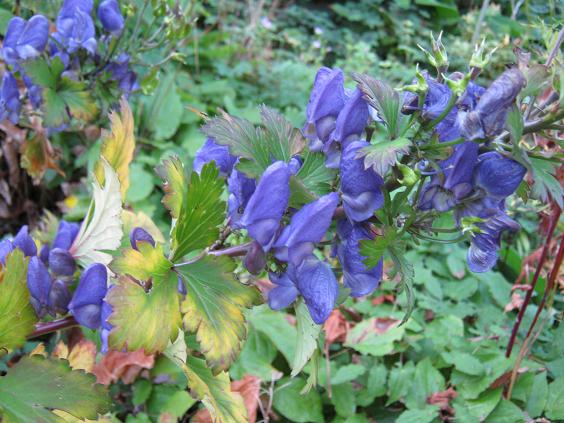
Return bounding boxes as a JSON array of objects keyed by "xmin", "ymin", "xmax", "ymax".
[
  {"xmin": 48, "ymin": 279, "xmax": 72, "ymax": 314},
  {"xmin": 244, "ymin": 240, "xmax": 267, "ymax": 274},
  {"xmin": 52, "ymin": 221, "xmax": 80, "ymax": 251},
  {"xmin": 332, "ymin": 88, "xmax": 370, "ymax": 145},
  {"xmin": 98, "ymin": 0, "xmax": 125, "ymax": 34},
  {"xmin": 240, "ymin": 161, "xmax": 291, "ymax": 250},
  {"xmin": 227, "ymin": 168, "xmax": 257, "ymax": 228},
  {"xmin": 13, "ymin": 225, "xmax": 37, "ymax": 257},
  {"xmin": 27, "ymin": 256, "xmax": 52, "ymax": 317},
  {"xmin": 193, "ymin": 138, "xmax": 237, "ymax": 177},
  {"xmin": 0, "ymin": 240, "xmax": 15, "ymax": 265},
  {"xmin": 422, "ymin": 78, "xmax": 452, "ymax": 120},
  {"xmin": 68, "ymin": 263, "xmax": 108, "ymax": 329},
  {"xmin": 2, "ymin": 15, "xmax": 49, "ymax": 63},
  {"xmin": 49, "ymin": 248, "xmax": 76, "ymax": 276},
  {"xmin": 268, "ymin": 271, "xmax": 299, "ymax": 310},
  {"xmin": 0, "ymin": 71, "xmax": 21, "ymax": 124},
  {"xmin": 129, "ymin": 227, "xmax": 156, "ymax": 250},
  {"xmin": 474, "ymin": 151, "xmax": 526, "ymax": 199}
]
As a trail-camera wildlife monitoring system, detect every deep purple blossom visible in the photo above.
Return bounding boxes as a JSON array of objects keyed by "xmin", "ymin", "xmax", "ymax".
[
  {"xmin": 227, "ymin": 169, "xmax": 256, "ymax": 228},
  {"xmin": 474, "ymin": 152, "xmax": 526, "ymax": 199},
  {"xmin": 105, "ymin": 53, "xmax": 139, "ymax": 95},
  {"xmin": 48, "ymin": 248, "xmax": 76, "ymax": 276},
  {"xmin": 0, "ymin": 72, "xmax": 21, "ymax": 124},
  {"xmin": 130, "ymin": 227, "xmax": 155, "ymax": 250},
  {"xmin": 0, "ymin": 240, "xmax": 15, "ymax": 265},
  {"xmin": 268, "ymin": 270, "xmax": 298, "ymax": 311},
  {"xmin": 55, "ymin": 2, "xmax": 97, "ymax": 54},
  {"xmin": 274, "ymin": 192, "xmax": 339, "ymax": 266},
  {"xmin": 22, "ymin": 74, "xmax": 42, "ymax": 109},
  {"xmin": 27, "ymin": 256, "xmax": 52, "ymax": 317},
  {"xmin": 68, "ymin": 263, "xmax": 108, "ymax": 329},
  {"xmin": 244, "ymin": 240, "xmax": 267, "ymax": 274},
  {"xmin": 48, "ymin": 279, "xmax": 72, "ymax": 314},
  {"xmin": 98, "ymin": 0, "xmax": 125, "ymax": 35},
  {"xmin": 193, "ymin": 138, "xmax": 237, "ymax": 176},
  {"xmin": 2, "ymin": 16, "xmax": 49, "ymax": 64},
  {"xmin": 337, "ymin": 220, "xmax": 383, "ymax": 297},
  {"xmin": 240, "ymin": 161, "xmax": 291, "ymax": 250},
  {"xmin": 52, "ymin": 221, "xmax": 80, "ymax": 251},
  {"xmin": 13, "ymin": 225, "xmax": 37, "ymax": 257},
  {"xmin": 340, "ymin": 141, "xmax": 384, "ymax": 222}
]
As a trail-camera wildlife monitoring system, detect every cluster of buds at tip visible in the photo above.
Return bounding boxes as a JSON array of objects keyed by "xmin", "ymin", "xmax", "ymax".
[
  {"xmin": 443, "ymin": 72, "xmax": 471, "ymax": 97},
  {"xmin": 400, "ymin": 65, "xmax": 428, "ymax": 96},
  {"xmin": 469, "ymin": 39, "xmax": 499, "ymax": 80},
  {"xmin": 418, "ymin": 31, "xmax": 449, "ymax": 78}
]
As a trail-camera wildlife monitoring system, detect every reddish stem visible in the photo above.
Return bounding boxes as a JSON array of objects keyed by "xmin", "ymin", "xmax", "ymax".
[
  {"xmin": 505, "ymin": 207, "xmax": 561, "ymax": 358},
  {"xmin": 28, "ymin": 316, "xmax": 78, "ymax": 339}
]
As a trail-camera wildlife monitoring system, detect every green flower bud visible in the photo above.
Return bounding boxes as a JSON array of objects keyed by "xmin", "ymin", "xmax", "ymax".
[{"xmin": 397, "ymin": 163, "xmax": 418, "ymax": 187}]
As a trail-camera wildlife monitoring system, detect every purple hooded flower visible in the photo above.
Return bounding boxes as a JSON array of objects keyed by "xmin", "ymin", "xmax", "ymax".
[
  {"xmin": 337, "ymin": 220, "xmax": 383, "ymax": 297},
  {"xmin": 460, "ymin": 68, "xmax": 526, "ymax": 140},
  {"xmin": 27, "ymin": 256, "xmax": 52, "ymax": 317},
  {"xmin": 227, "ymin": 169, "xmax": 256, "ymax": 228},
  {"xmin": 303, "ymin": 67, "xmax": 346, "ymax": 152},
  {"xmin": 130, "ymin": 227, "xmax": 155, "ymax": 250},
  {"xmin": 474, "ymin": 152, "xmax": 526, "ymax": 199},
  {"xmin": 331, "ymin": 88, "xmax": 369, "ymax": 145},
  {"xmin": 105, "ymin": 53, "xmax": 139, "ymax": 95},
  {"xmin": 240, "ymin": 161, "xmax": 291, "ymax": 250},
  {"xmin": 13, "ymin": 225, "xmax": 37, "ymax": 257},
  {"xmin": 55, "ymin": 1, "xmax": 97, "ymax": 55},
  {"xmin": 193, "ymin": 138, "xmax": 237, "ymax": 176},
  {"xmin": 48, "ymin": 279, "xmax": 72, "ymax": 314},
  {"xmin": 340, "ymin": 141, "xmax": 384, "ymax": 222},
  {"xmin": 98, "ymin": 0, "xmax": 125, "ymax": 35},
  {"xmin": 0, "ymin": 240, "xmax": 15, "ymax": 265},
  {"xmin": 274, "ymin": 192, "xmax": 339, "ymax": 266},
  {"xmin": 0, "ymin": 72, "xmax": 21, "ymax": 124},
  {"xmin": 422, "ymin": 77, "xmax": 452, "ymax": 121},
  {"xmin": 2, "ymin": 15, "xmax": 49, "ymax": 64},
  {"xmin": 68, "ymin": 263, "xmax": 108, "ymax": 329},
  {"xmin": 49, "ymin": 248, "xmax": 76, "ymax": 276},
  {"xmin": 52, "ymin": 221, "xmax": 80, "ymax": 251},
  {"xmin": 418, "ymin": 141, "xmax": 479, "ymax": 211},
  {"xmin": 268, "ymin": 270, "xmax": 298, "ymax": 311},
  {"xmin": 244, "ymin": 240, "xmax": 267, "ymax": 274}
]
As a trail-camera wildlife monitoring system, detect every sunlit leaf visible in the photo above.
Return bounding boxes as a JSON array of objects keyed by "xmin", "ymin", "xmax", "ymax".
[
  {"xmin": 160, "ymin": 155, "xmax": 188, "ymax": 219},
  {"xmin": 111, "ymin": 242, "xmax": 172, "ymax": 285},
  {"xmin": 0, "ymin": 355, "xmax": 110, "ymax": 422},
  {"xmin": 94, "ymin": 98, "xmax": 135, "ymax": 199},
  {"xmin": 0, "ymin": 250, "xmax": 36, "ymax": 352},
  {"xmin": 70, "ymin": 160, "xmax": 123, "ymax": 267},
  {"xmin": 178, "ymin": 255, "xmax": 260, "ymax": 372}
]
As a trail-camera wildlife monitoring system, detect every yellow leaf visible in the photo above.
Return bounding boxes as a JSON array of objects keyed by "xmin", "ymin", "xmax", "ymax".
[
  {"xmin": 121, "ymin": 210, "xmax": 165, "ymax": 245},
  {"xmin": 111, "ymin": 242, "xmax": 172, "ymax": 284},
  {"xmin": 94, "ymin": 97, "xmax": 135, "ymax": 199},
  {"xmin": 53, "ymin": 340, "xmax": 97, "ymax": 372}
]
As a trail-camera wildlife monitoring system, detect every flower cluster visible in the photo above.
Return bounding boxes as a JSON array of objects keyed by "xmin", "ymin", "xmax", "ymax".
[{"xmin": 0, "ymin": 0, "xmax": 135, "ymax": 126}]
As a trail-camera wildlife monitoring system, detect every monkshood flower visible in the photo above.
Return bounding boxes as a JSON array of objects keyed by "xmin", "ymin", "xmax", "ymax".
[
  {"xmin": 130, "ymin": 227, "xmax": 155, "ymax": 250},
  {"xmin": 336, "ymin": 220, "xmax": 383, "ymax": 297},
  {"xmin": 240, "ymin": 161, "xmax": 291, "ymax": 250},
  {"xmin": 268, "ymin": 255, "xmax": 338, "ymax": 324},
  {"xmin": 48, "ymin": 279, "xmax": 72, "ymax": 314},
  {"xmin": 2, "ymin": 15, "xmax": 49, "ymax": 64},
  {"xmin": 303, "ymin": 67, "xmax": 346, "ymax": 152},
  {"xmin": 47, "ymin": 221, "xmax": 80, "ymax": 277},
  {"xmin": 460, "ymin": 68, "xmax": 526, "ymax": 140},
  {"xmin": 49, "ymin": 248, "xmax": 76, "ymax": 276},
  {"xmin": 13, "ymin": 225, "xmax": 37, "ymax": 257},
  {"xmin": 243, "ymin": 240, "xmax": 267, "ymax": 275},
  {"xmin": 0, "ymin": 240, "xmax": 14, "ymax": 265},
  {"xmin": 98, "ymin": 0, "xmax": 125, "ymax": 35},
  {"xmin": 105, "ymin": 53, "xmax": 139, "ymax": 95},
  {"xmin": 27, "ymin": 257, "xmax": 52, "ymax": 318},
  {"xmin": 0, "ymin": 72, "xmax": 21, "ymax": 124},
  {"xmin": 68, "ymin": 263, "xmax": 108, "ymax": 329},
  {"xmin": 55, "ymin": 1, "xmax": 97, "ymax": 55},
  {"xmin": 340, "ymin": 141, "xmax": 384, "ymax": 222},
  {"xmin": 227, "ymin": 169, "xmax": 256, "ymax": 228},
  {"xmin": 421, "ymin": 76, "xmax": 452, "ymax": 121},
  {"xmin": 53, "ymin": 221, "xmax": 80, "ymax": 251},
  {"xmin": 473, "ymin": 152, "xmax": 526, "ymax": 199},
  {"xmin": 274, "ymin": 192, "xmax": 339, "ymax": 266},
  {"xmin": 194, "ymin": 138, "xmax": 237, "ymax": 176},
  {"xmin": 418, "ymin": 141, "xmax": 478, "ymax": 212}
]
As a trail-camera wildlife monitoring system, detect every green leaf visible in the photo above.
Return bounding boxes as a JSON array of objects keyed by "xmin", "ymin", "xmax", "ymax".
[
  {"xmin": 0, "ymin": 250, "xmax": 36, "ymax": 351},
  {"xmin": 331, "ymin": 364, "xmax": 366, "ymax": 385},
  {"xmin": 230, "ymin": 328, "xmax": 278, "ymax": 381},
  {"xmin": 525, "ymin": 372, "xmax": 547, "ymax": 417},
  {"xmin": 289, "ymin": 150, "xmax": 336, "ymax": 208},
  {"xmin": 352, "ymin": 73, "xmax": 402, "ymax": 138},
  {"xmin": 0, "ymin": 355, "xmax": 110, "ymax": 422},
  {"xmin": 345, "ymin": 319, "xmax": 406, "ymax": 356},
  {"xmin": 387, "ymin": 362, "xmax": 415, "ymax": 405},
  {"xmin": 332, "ymin": 383, "xmax": 356, "ymax": 417},
  {"xmin": 184, "ymin": 356, "xmax": 247, "ymax": 423},
  {"xmin": 485, "ymin": 400, "xmax": 526, "ymax": 423},
  {"xmin": 360, "ymin": 226, "xmax": 397, "ymax": 268},
  {"xmin": 441, "ymin": 351, "xmax": 485, "ymax": 376},
  {"xmin": 171, "ymin": 162, "xmax": 225, "ymax": 261},
  {"xmin": 395, "ymin": 406, "xmax": 440, "ymax": 423},
  {"xmin": 273, "ymin": 377, "xmax": 324, "ymax": 423},
  {"xmin": 405, "ymin": 357, "xmax": 445, "ymax": 409},
  {"xmin": 178, "ymin": 255, "xmax": 259, "ymax": 372},
  {"xmin": 357, "ymin": 137, "xmax": 411, "ymax": 176},
  {"xmin": 132, "ymin": 379, "xmax": 153, "ymax": 406},
  {"xmin": 145, "ymin": 72, "xmax": 183, "ymax": 140},
  {"xmin": 107, "ymin": 271, "xmax": 181, "ymax": 353},
  {"xmin": 22, "ymin": 57, "xmax": 64, "ymax": 88},
  {"xmin": 529, "ymin": 158, "xmax": 563, "ymax": 209},
  {"xmin": 506, "ymin": 105, "xmax": 524, "ymax": 145},
  {"xmin": 111, "ymin": 242, "xmax": 172, "ymax": 285},
  {"xmin": 466, "ymin": 388, "xmax": 502, "ymax": 421},
  {"xmin": 291, "ymin": 301, "xmax": 321, "ymax": 377},
  {"xmin": 546, "ymin": 377, "xmax": 564, "ymax": 419},
  {"xmin": 389, "ymin": 245, "xmax": 416, "ymax": 324},
  {"xmin": 146, "ymin": 385, "xmax": 196, "ymax": 420},
  {"xmin": 160, "ymin": 156, "xmax": 188, "ymax": 219},
  {"xmin": 357, "ymin": 364, "xmax": 386, "ymax": 406}
]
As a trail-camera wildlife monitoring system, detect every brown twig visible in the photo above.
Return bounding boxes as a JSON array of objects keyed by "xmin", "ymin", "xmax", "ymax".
[{"xmin": 27, "ymin": 316, "xmax": 78, "ymax": 339}]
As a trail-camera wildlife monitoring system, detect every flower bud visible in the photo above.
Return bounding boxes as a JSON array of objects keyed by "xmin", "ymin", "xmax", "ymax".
[
  {"xmin": 129, "ymin": 227, "xmax": 155, "ymax": 250},
  {"xmin": 48, "ymin": 248, "xmax": 76, "ymax": 276},
  {"xmin": 418, "ymin": 31, "xmax": 448, "ymax": 73},
  {"xmin": 48, "ymin": 279, "xmax": 71, "ymax": 314},
  {"xmin": 0, "ymin": 240, "xmax": 15, "ymax": 265},
  {"xmin": 469, "ymin": 39, "xmax": 498, "ymax": 79},
  {"xmin": 27, "ymin": 256, "xmax": 52, "ymax": 317},
  {"xmin": 397, "ymin": 163, "xmax": 418, "ymax": 187},
  {"xmin": 98, "ymin": 0, "xmax": 125, "ymax": 35},
  {"xmin": 68, "ymin": 263, "xmax": 108, "ymax": 329},
  {"xmin": 13, "ymin": 225, "xmax": 37, "ymax": 257}
]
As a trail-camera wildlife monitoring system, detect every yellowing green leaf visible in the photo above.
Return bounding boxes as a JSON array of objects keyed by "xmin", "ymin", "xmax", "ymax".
[
  {"xmin": 0, "ymin": 355, "xmax": 110, "ymax": 422},
  {"xmin": 178, "ymin": 256, "xmax": 259, "ymax": 372},
  {"xmin": 121, "ymin": 210, "xmax": 165, "ymax": 245},
  {"xmin": 111, "ymin": 242, "xmax": 172, "ymax": 284},
  {"xmin": 107, "ymin": 271, "xmax": 181, "ymax": 353},
  {"xmin": 69, "ymin": 160, "xmax": 123, "ymax": 268},
  {"xmin": 184, "ymin": 356, "xmax": 247, "ymax": 423},
  {"xmin": 95, "ymin": 98, "xmax": 135, "ymax": 199},
  {"xmin": 0, "ymin": 250, "xmax": 36, "ymax": 352},
  {"xmin": 160, "ymin": 156, "xmax": 188, "ymax": 219},
  {"xmin": 170, "ymin": 162, "xmax": 225, "ymax": 262}
]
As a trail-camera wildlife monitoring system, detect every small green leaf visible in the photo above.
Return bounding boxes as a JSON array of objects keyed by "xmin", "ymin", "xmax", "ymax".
[
  {"xmin": 389, "ymin": 245, "xmax": 416, "ymax": 324},
  {"xmin": 0, "ymin": 355, "xmax": 110, "ymax": 422},
  {"xmin": 291, "ymin": 301, "xmax": 321, "ymax": 377},
  {"xmin": 289, "ymin": 150, "xmax": 336, "ymax": 208},
  {"xmin": 357, "ymin": 137, "xmax": 411, "ymax": 176},
  {"xmin": 332, "ymin": 383, "xmax": 357, "ymax": 417},
  {"xmin": 360, "ymin": 226, "xmax": 397, "ymax": 268},
  {"xmin": 0, "ymin": 250, "xmax": 36, "ymax": 351},
  {"xmin": 546, "ymin": 377, "xmax": 564, "ymax": 419},
  {"xmin": 485, "ymin": 400, "xmax": 526, "ymax": 423},
  {"xmin": 525, "ymin": 372, "xmax": 547, "ymax": 418},
  {"xmin": 442, "ymin": 351, "xmax": 484, "ymax": 376},
  {"xmin": 529, "ymin": 158, "xmax": 563, "ymax": 209},
  {"xmin": 395, "ymin": 406, "xmax": 440, "ymax": 423},
  {"xmin": 273, "ymin": 377, "xmax": 324, "ymax": 423},
  {"xmin": 160, "ymin": 156, "xmax": 188, "ymax": 219}
]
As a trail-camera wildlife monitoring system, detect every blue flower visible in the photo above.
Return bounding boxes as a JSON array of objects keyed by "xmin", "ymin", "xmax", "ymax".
[
  {"xmin": 105, "ymin": 53, "xmax": 139, "ymax": 95},
  {"xmin": 336, "ymin": 220, "xmax": 383, "ymax": 297},
  {"xmin": 243, "ymin": 240, "xmax": 267, "ymax": 274},
  {"xmin": 129, "ymin": 227, "xmax": 155, "ymax": 250},
  {"xmin": 474, "ymin": 152, "xmax": 526, "ymax": 199},
  {"xmin": 227, "ymin": 168, "xmax": 256, "ymax": 228},
  {"xmin": 240, "ymin": 161, "xmax": 291, "ymax": 250},
  {"xmin": 268, "ymin": 270, "xmax": 298, "ymax": 311},
  {"xmin": 52, "ymin": 220, "xmax": 80, "ymax": 250},
  {"xmin": 421, "ymin": 77, "xmax": 452, "ymax": 121},
  {"xmin": 98, "ymin": 0, "xmax": 124, "ymax": 35},
  {"xmin": 27, "ymin": 256, "xmax": 52, "ymax": 317},
  {"xmin": 55, "ymin": 1, "xmax": 97, "ymax": 54},
  {"xmin": 0, "ymin": 240, "xmax": 15, "ymax": 265},
  {"xmin": 22, "ymin": 74, "xmax": 43, "ymax": 109},
  {"xmin": 68, "ymin": 263, "xmax": 108, "ymax": 329},
  {"xmin": 2, "ymin": 15, "xmax": 49, "ymax": 64},
  {"xmin": 193, "ymin": 138, "xmax": 237, "ymax": 177},
  {"xmin": 340, "ymin": 141, "xmax": 384, "ymax": 222},
  {"xmin": 0, "ymin": 72, "xmax": 21, "ymax": 124},
  {"xmin": 13, "ymin": 225, "xmax": 37, "ymax": 257},
  {"xmin": 48, "ymin": 248, "xmax": 76, "ymax": 276},
  {"xmin": 274, "ymin": 192, "xmax": 339, "ymax": 266},
  {"xmin": 331, "ymin": 88, "xmax": 369, "ymax": 145},
  {"xmin": 48, "ymin": 279, "xmax": 72, "ymax": 315}
]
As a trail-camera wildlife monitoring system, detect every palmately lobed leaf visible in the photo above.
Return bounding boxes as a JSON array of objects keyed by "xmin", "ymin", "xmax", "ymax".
[
  {"xmin": 356, "ymin": 137, "xmax": 411, "ymax": 176},
  {"xmin": 0, "ymin": 250, "xmax": 37, "ymax": 352},
  {"xmin": 94, "ymin": 98, "xmax": 136, "ymax": 199},
  {"xmin": 160, "ymin": 155, "xmax": 189, "ymax": 219},
  {"xmin": 178, "ymin": 255, "xmax": 260, "ymax": 373},
  {"xmin": 111, "ymin": 242, "xmax": 172, "ymax": 286},
  {"xmin": 289, "ymin": 150, "xmax": 337, "ymax": 208}
]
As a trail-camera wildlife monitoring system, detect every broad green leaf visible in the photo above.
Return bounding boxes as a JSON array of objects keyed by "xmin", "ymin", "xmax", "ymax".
[
  {"xmin": 289, "ymin": 150, "xmax": 336, "ymax": 208},
  {"xmin": 466, "ymin": 388, "xmax": 502, "ymax": 421},
  {"xmin": 332, "ymin": 383, "xmax": 356, "ymax": 417},
  {"xmin": 357, "ymin": 364, "xmax": 386, "ymax": 406},
  {"xmin": 69, "ymin": 160, "xmax": 123, "ymax": 267},
  {"xmin": 525, "ymin": 372, "xmax": 548, "ymax": 417},
  {"xmin": 331, "ymin": 364, "xmax": 366, "ymax": 385},
  {"xmin": 259, "ymin": 105, "xmax": 305, "ymax": 160},
  {"xmin": 360, "ymin": 226, "xmax": 397, "ymax": 268},
  {"xmin": 230, "ymin": 328, "xmax": 278, "ymax": 381},
  {"xmin": 160, "ymin": 156, "xmax": 188, "ymax": 219},
  {"xmin": 485, "ymin": 400, "xmax": 525, "ymax": 423},
  {"xmin": 0, "ymin": 355, "xmax": 110, "ymax": 422},
  {"xmin": 94, "ymin": 98, "xmax": 135, "ymax": 199},
  {"xmin": 395, "ymin": 406, "xmax": 440, "ymax": 423},
  {"xmin": 178, "ymin": 255, "xmax": 259, "ymax": 372},
  {"xmin": 0, "ymin": 250, "xmax": 36, "ymax": 351},
  {"xmin": 357, "ymin": 137, "xmax": 411, "ymax": 176},
  {"xmin": 529, "ymin": 158, "xmax": 563, "ymax": 208},
  {"xmin": 111, "ymin": 243, "xmax": 172, "ymax": 285},
  {"xmin": 273, "ymin": 377, "xmax": 324, "ymax": 423},
  {"xmin": 387, "ymin": 362, "xmax": 415, "ymax": 405},
  {"xmin": 22, "ymin": 57, "xmax": 64, "ymax": 88},
  {"xmin": 441, "ymin": 351, "xmax": 485, "ymax": 376},
  {"xmin": 405, "ymin": 357, "xmax": 446, "ymax": 409},
  {"xmin": 546, "ymin": 377, "xmax": 564, "ymax": 419},
  {"xmin": 291, "ymin": 301, "xmax": 321, "ymax": 377},
  {"xmin": 145, "ymin": 72, "xmax": 183, "ymax": 140},
  {"xmin": 146, "ymin": 385, "xmax": 196, "ymax": 420},
  {"xmin": 184, "ymin": 356, "xmax": 247, "ymax": 423},
  {"xmin": 248, "ymin": 305, "xmax": 297, "ymax": 364},
  {"xmin": 170, "ymin": 162, "xmax": 225, "ymax": 261},
  {"xmin": 345, "ymin": 319, "xmax": 405, "ymax": 356},
  {"xmin": 107, "ymin": 271, "xmax": 181, "ymax": 353}
]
